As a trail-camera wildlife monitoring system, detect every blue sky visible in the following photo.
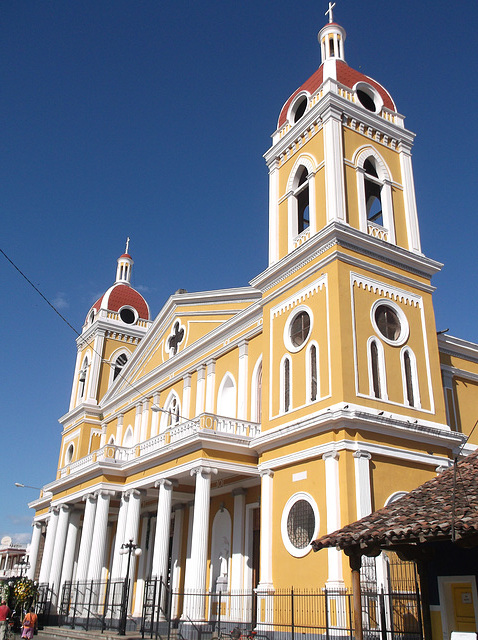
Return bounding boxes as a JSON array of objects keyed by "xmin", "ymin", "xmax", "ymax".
[{"xmin": 2, "ymin": 0, "xmax": 478, "ymax": 543}]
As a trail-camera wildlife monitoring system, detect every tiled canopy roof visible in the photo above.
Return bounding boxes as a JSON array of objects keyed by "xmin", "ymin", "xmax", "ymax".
[{"xmin": 311, "ymin": 450, "xmax": 478, "ymax": 556}]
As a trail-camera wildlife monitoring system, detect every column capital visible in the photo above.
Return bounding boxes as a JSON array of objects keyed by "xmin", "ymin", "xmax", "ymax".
[
  {"xmin": 32, "ymin": 520, "xmax": 43, "ymax": 530},
  {"xmin": 124, "ymin": 488, "xmax": 145, "ymax": 499},
  {"xmin": 50, "ymin": 506, "xmax": 60, "ymax": 515},
  {"xmin": 190, "ymin": 466, "xmax": 218, "ymax": 478},
  {"xmin": 173, "ymin": 503, "xmax": 185, "ymax": 513},
  {"xmin": 95, "ymin": 489, "xmax": 116, "ymax": 499},
  {"xmin": 155, "ymin": 478, "xmax": 178, "ymax": 490},
  {"xmin": 232, "ymin": 488, "xmax": 247, "ymax": 497},
  {"xmin": 260, "ymin": 469, "xmax": 274, "ymax": 479},
  {"xmin": 353, "ymin": 450, "xmax": 371, "ymax": 460},
  {"xmin": 322, "ymin": 450, "xmax": 339, "ymax": 461}
]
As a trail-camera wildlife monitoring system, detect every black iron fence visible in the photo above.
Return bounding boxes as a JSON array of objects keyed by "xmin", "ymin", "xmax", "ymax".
[{"xmin": 141, "ymin": 581, "xmax": 423, "ymax": 640}]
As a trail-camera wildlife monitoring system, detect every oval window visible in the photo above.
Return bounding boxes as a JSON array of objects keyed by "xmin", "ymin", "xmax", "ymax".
[
  {"xmin": 120, "ymin": 307, "xmax": 136, "ymax": 324},
  {"xmin": 374, "ymin": 304, "xmax": 401, "ymax": 341},
  {"xmin": 290, "ymin": 311, "xmax": 311, "ymax": 348}
]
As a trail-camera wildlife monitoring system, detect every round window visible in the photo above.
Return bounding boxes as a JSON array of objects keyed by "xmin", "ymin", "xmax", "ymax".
[
  {"xmin": 65, "ymin": 443, "xmax": 74, "ymax": 465},
  {"xmin": 290, "ymin": 311, "xmax": 311, "ymax": 348},
  {"xmin": 281, "ymin": 493, "xmax": 319, "ymax": 557},
  {"xmin": 119, "ymin": 307, "xmax": 136, "ymax": 324},
  {"xmin": 371, "ymin": 300, "xmax": 409, "ymax": 346},
  {"xmin": 354, "ymin": 82, "xmax": 383, "ymax": 114}
]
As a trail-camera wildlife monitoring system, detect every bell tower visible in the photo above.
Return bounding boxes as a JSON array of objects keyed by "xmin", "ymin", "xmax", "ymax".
[
  {"xmin": 256, "ymin": 6, "xmax": 448, "ymax": 431},
  {"xmin": 265, "ymin": 6, "xmax": 421, "ymax": 266}
]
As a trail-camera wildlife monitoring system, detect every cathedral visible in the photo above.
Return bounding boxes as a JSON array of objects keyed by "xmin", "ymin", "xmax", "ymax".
[{"xmin": 26, "ymin": 6, "xmax": 478, "ymax": 638}]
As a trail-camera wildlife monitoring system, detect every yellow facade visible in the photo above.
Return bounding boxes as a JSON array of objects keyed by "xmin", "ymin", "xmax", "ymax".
[{"xmin": 27, "ymin": 13, "xmax": 478, "ymax": 640}]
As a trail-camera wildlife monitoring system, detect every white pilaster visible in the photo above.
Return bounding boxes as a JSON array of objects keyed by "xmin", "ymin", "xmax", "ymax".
[
  {"xmin": 116, "ymin": 413, "xmax": 124, "ymax": 444},
  {"xmin": 100, "ymin": 423, "xmax": 107, "ymax": 448},
  {"xmin": 140, "ymin": 399, "xmax": 150, "ymax": 442},
  {"xmin": 151, "ymin": 480, "xmax": 176, "ymax": 581},
  {"xmin": 86, "ymin": 330, "xmax": 106, "ymax": 404},
  {"xmin": 26, "ymin": 521, "xmax": 43, "ymax": 581},
  {"xmin": 399, "ymin": 147, "xmax": 421, "ymax": 253},
  {"xmin": 48, "ymin": 504, "xmax": 70, "ymax": 599},
  {"xmin": 87, "ymin": 490, "xmax": 114, "ymax": 583},
  {"xmin": 182, "ymin": 467, "xmax": 217, "ymax": 620},
  {"xmin": 237, "ymin": 342, "xmax": 248, "ymax": 420},
  {"xmin": 323, "ymin": 107, "xmax": 347, "ymax": 223},
  {"xmin": 353, "ymin": 450, "xmax": 372, "ymax": 519},
  {"xmin": 75, "ymin": 493, "xmax": 97, "ymax": 583},
  {"xmin": 322, "ymin": 450, "xmax": 344, "ymax": 588},
  {"xmin": 60, "ymin": 509, "xmax": 81, "ymax": 591},
  {"xmin": 150, "ymin": 393, "xmax": 160, "ymax": 437},
  {"xmin": 38, "ymin": 507, "xmax": 59, "ymax": 585},
  {"xmin": 69, "ymin": 350, "xmax": 83, "ymax": 410},
  {"xmin": 195, "ymin": 366, "xmax": 206, "ymax": 415},
  {"xmin": 182, "ymin": 375, "xmax": 191, "ymax": 420},
  {"xmin": 268, "ymin": 160, "xmax": 279, "ymax": 266},
  {"xmin": 205, "ymin": 360, "xmax": 216, "ymax": 413},
  {"xmin": 133, "ymin": 404, "xmax": 142, "ymax": 444}
]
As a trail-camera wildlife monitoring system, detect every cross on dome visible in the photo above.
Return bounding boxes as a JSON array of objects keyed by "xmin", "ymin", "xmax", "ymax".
[
  {"xmin": 125, "ymin": 237, "xmax": 130, "ymax": 254},
  {"xmin": 325, "ymin": 1, "xmax": 336, "ymax": 23}
]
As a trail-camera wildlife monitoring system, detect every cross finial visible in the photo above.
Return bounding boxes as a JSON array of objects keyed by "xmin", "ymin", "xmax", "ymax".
[
  {"xmin": 125, "ymin": 237, "xmax": 130, "ymax": 254},
  {"xmin": 325, "ymin": 1, "xmax": 336, "ymax": 23}
]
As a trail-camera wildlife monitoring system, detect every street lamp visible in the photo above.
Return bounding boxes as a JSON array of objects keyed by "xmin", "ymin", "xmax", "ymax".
[
  {"xmin": 118, "ymin": 539, "xmax": 142, "ymax": 635},
  {"xmin": 13, "ymin": 556, "xmax": 30, "ymax": 578},
  {"xmin": 14, "ymin": 483, "xmax": 41, "ymax": 490}
]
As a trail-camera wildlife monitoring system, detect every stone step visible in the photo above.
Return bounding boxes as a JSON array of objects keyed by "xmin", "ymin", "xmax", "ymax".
[{"xmin": 38, "ymin": 627, "xmax": 142, "ymax": 640}]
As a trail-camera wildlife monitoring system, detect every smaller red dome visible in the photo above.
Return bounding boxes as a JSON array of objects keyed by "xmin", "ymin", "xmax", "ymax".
[
  {"xmin": 88, "ymin": 283, "xmax": 150, "ymax": 324},
  {"xmin": 278, "ymin": 60, "xmax": 396, "ymax": 128}
]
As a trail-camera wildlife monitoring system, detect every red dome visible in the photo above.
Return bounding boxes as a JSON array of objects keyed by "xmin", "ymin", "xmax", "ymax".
[
  {"xmin": 88, "ymin": 283, "xmax": 150, "ymax": 323},
  {"xmin": 278, "ymin": 60, "xmax": 396, "ymax": 128}
]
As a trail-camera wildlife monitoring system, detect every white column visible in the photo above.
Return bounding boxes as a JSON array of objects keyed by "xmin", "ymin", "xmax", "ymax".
[
  {"xmin": 26, "ymin": 521, "xmax": 43, "ymax": 581},
  {"xmin": 195, "ymin": 366, "xmax": 206, "ymax": 415},
  {"xmin": 150, "ymin": 393, "xmax": 160, "ymax": 437},
  {"xmin": 170, "ymin": 506, "xmax": 184, "ymax": 618},
  {"xmin": 182, "ymin": 375, "xmax": 191, "ymax": 420},
  {"xmin": 151, "ymin": 480, "xmax": 176, "ymax": 581},
  {"xmin": 322, "ymin": 450, "xmax": 344, "ymax": 589},
  {"xmin": 38, "ymin": 507, "xmax": 60, "ymax": 584},
  {"xmin": 133, "ymin": 404, "xmax": 142, "ymax": 444},
  {"xmin": 86, "ymin": 330, "xmax": 105, "ymax": 403},
  {"xmin": 134, "ymin": 515, "xmax": 150, "ymax": 617},
  {"xmin": 87, "ymin": 490, "xmax": 115, "ymax": 583},
  {"xmin": 75, "ymin": 493, "xmax": 97, "ymax": 583},
  {"xmin": 231, "ymin": 489, "xmax": 246, "ymax": 593},
  {"xmin": 48, "ymin": 504, "xmax": 70, "ymax": 598},
  {"xmin": 237, "ymin": 342, "xmax": 248, "ymax": 420},
  {"xmin": 110, "ymin": 492, "xmax": 129, "ymax": 581},
  {"xmin": 205, "ymin": 360, "xmax": 216, "ymax": 413},
  {"xmin": 257, "ymin": 470, "xmax": 274, "ymax": 590},
  {"xmin": 121, "ymin": 489, "xmax": 143, "ymax": 578},
  {"xmin": 323, "ymin": 107, "xmax": 346, "ymax": 222},
  {"xmin": 353, "ymin": 450, "xmax": 372, "ymax": 519},
  {"xmin": 140, "ymin": 399, "xmax": 150, "ymax": 442},
  {"xmin": 182, "ymin": 467, "xmax": 217, "ymax": 620},
  {"xmin": 100, "ymin": 423, "xmax": 107, "ymax": 448},
  {"xmin": 60, "ymin": 509, "xmax": 81, "ymax": 591}
]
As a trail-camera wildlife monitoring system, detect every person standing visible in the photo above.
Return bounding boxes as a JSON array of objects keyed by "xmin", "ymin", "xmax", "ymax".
[
  {"xmin": 21, "ymin": 608, "xmax": 38, "ymax": 640},
  {"xmin": 0, "ymin": 600, "xmax": 11, "ymax": 640}
]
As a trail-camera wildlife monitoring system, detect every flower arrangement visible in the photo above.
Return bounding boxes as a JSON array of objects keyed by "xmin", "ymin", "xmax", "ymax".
[
  {"xmin": 0, "ymin": 582, "xmax": 9, "ymax": 604},
  {"xmin": 13, "ymin": 578, "xmax": 38, "ymax": 611}
]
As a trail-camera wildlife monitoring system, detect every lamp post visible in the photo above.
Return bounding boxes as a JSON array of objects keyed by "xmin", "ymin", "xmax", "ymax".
[
  {"xmin": 118, "ymin": 539, "xmax": 142, "ymax": 636},
  {"xmin": 14, "ymin": 483, "xmax": 41, "ymax": 490},
  {"xmin": 14, "ymin": 556, "xmax": 30, "ymax": 578}
]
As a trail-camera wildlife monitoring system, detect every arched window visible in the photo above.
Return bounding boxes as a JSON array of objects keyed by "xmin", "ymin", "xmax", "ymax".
[
  {"xmin": 286, "ymin": 157, "xmax": 316, "ymax": 251},
  {"xmin": 367, "ymin": 338, "xmax": 387, "ymax": 400},
  {"xmin": 160, "ymin": 393, "xmax": 181, "ymax": 431},
  {"xmin": 217, "ymin": 374, "xmax": 237, "ymax": 418},
  {"xmin": 355, "ymin": 149, "xmax": 395, "ymax": 243},
  {"xmin": 401, "ymin": 348, "xmax": 420, "ymax": 408},
  {"xmin": 281, "ymin": 357, "xmax": 291, "ymax": 413},
  {"xmin": 307, "ymin": 343, "xmax": 319, "ymax": 402},
  {"xmin": 123, "ymin": 426, "xmax": 134, "ymax": 448},
  {"xmin": 113, "ymin": 353, "xmax": 128, "ymax": 381}
]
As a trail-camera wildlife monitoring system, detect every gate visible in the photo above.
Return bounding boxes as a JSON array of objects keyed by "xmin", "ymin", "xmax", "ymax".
[{"xmin": 58, "ymin": 579, "xmax": 125, "ymax": 632}]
